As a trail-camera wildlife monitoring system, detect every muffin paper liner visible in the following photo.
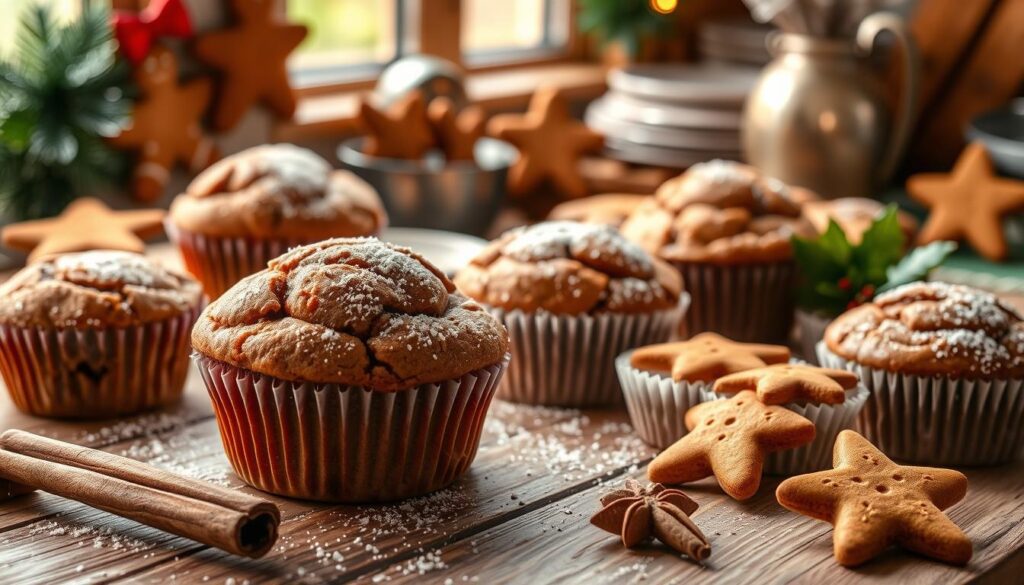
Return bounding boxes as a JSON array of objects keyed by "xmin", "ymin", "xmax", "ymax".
[
  {"xmin": 761, "ymin": 383, "xmax": 870, "ymax": 475},
  {"xmin": 167, "ymin": 220, "xmax": 303, "ymax": 300},
  {"xmin": 617, "ymin": 351, "xmax": 869, "ymax": 474},
  {"xmin": 0, "ymin": 308, "xmax": 199, "ymax": 419},
  {"xmin": 194, "ymin": 353, "xmax": 510, "ymax": 503},
  {"xmin": 793, "ymin": 309, "xmax": 832, "ymax": 364},
  {"xmin": 490, "ymin": 301, "xmax": 685, "ymax": 408},
  {"xmin": 671, "ymin": 260, "xmax": 795, "ymax": 343},
  {"xmin": 817, "ymin": 342, "xmax": 1024, "ymax": 466},
  {"xmin": 615, "ymin": 351, "xmax": 712, "ymax": 448}
]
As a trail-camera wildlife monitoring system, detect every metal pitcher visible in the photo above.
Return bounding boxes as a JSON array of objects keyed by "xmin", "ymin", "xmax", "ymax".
[{"xmin": 742, "ymin": 12, "xmax": 918, "ymax": 199}]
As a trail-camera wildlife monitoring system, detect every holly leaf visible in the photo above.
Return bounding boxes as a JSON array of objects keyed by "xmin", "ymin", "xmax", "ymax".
[
  {"xmin": 791, "ymin": 223, "xmax": 854, "ymax": 314},
  {"xmin": 854, "ymin": 205, "xmax": 905, "ymax": 283},
  {"xmin": 879, "ymin": 241, "xmax": 957, "ymax": 293}
]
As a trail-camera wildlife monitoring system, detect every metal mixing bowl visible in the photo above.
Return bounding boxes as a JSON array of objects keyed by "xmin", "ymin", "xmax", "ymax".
[
  {"xmin": 967, "ymin": 99, "xmax": 1024, "ymax": 179},
  {"xmin": 338, "ymin": 138, "xmax": 515, "ymax": 237}
]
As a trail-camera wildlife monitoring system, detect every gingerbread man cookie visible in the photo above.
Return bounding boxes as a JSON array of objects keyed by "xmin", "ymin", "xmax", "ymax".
[
  {"xmin": 488, "ymin": 86, "xmax": 604, "ymax": 199},
  {"xmin": 776, "ymin": 430, "xmax": 972, "ymax": 567},
  {"xmin": 194, "ymin": 0, "xmax": 308, "ymax": 131},
  {"xmin": 108, "ymin": 47, "xmax": 219, "ymax": 202},
  {"xmin": 427, "ymin": 97, "xmax": 485, "ymax": 161},
  {"xmin": 713, "ymin": 364, "xmax": 859, "ymax": 405},
  {"xmin": 356, "ymin": 92, "xmax": 436, "ymax": 160},
  {"xmin": 648, "ymin": 391, "xmax": 816, "ymax": 500},
  {"xmin": 1, "ymin": 198, "xmax": 165, "ymax": 262},
  {"xmin": 630, "ymin": 333, "xmax": 791, "ymax": 383},
  {"xmin": 907, "ymin": 142, "xmax": 1024, "ymax": 261}
]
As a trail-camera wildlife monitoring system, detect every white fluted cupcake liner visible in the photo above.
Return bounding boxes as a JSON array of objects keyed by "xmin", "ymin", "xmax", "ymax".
[
  {"xmin": 490, "ymin": 300, "xmax": 686, "ymax": 408},
  {"xmin": 761, "ymin": 384, "xmax": 870, "ymax": 475},
  {"xmin": 166, "ymin": 219, "xmax": 304, "ymax": 300},
  {"xmin": 817, "ymin": 342, "xmax": 1024, "ymax": 466},
  {"xmin": 671, "ymin": 261, "xmax": 795, "ymax": 343},
  {"xmin": 615, "ymin": 351, "xmax": 712, "ymax": 448},
  {"xmin": 0, "ymin": 307, "xmax": 199, "ymax": 418},
  {"xmin": 793, "ymin": 309, "xmax": 832, "ymax": 365},
  {"xmin": 194, "ymin": 353, "xmax": 509, "ymax": 503}
]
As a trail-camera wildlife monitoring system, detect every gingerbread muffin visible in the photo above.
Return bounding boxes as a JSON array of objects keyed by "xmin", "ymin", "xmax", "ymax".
[
  {"xmin": 819, "ymin": 281, "xmax": 1024, "ymax": 465},
  {"xmin": 191, "ymin": 237, "xmax": 509, "ymax": 502},
  {"xmin": 0, "ymin": 251, "xmax": 202, "ymax": 418},
  {"xmin": 454, "ymin": 221, "xmax": 685, "ymax": 406},
  {"xmin": 620, "ymin": 159, "xmax": 816, "ymax": 343},
  {"xmin": 168, "ymin": 144, "xmax": 387, "ymax": 299},
  {"xmin": 547, "ymin": 193, "xmax": 648, "ymax": 228}
]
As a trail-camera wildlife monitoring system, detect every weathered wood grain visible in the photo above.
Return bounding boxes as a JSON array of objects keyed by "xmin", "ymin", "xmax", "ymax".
[{"xmin": 394, "ymin": 460, "xmax": 1024, "ymax": 585}]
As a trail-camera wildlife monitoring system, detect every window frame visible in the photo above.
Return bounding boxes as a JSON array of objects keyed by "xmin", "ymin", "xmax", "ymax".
[{"xmin": 292, "ymin": 0, "xmax": 581, "ymax": 97}]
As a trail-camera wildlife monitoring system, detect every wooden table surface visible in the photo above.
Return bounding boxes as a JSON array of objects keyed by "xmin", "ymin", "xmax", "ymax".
[{"xmin": 1, "ymin": 246, "xmax": 1023, "ymax": 585}]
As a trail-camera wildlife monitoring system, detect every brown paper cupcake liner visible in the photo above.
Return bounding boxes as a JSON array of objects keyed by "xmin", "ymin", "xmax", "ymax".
[
  {"xmin": 817, "ymin": 342, "xmax": 1024, "ymax": 466},
  {"xmin": 615, "ymin": 351, "xmax": 712, "ymax": 448},
  {"xmin": 672, "ymin": 260, "xmax": 795, "ymax": 343},
  {"xmin": 166, "ymin": 220, "xmax": 303, "ymax": 300},
  {"xmin": 194, "ymin": 353, "xmax": 510, "ymax": 503},
  {"xmin": 0, "ymin": 308, "xmax": 199, "ymax": 419},
  {"xmin": 490, "ymin": 300, "xmax": 685, "ymax": 408}
]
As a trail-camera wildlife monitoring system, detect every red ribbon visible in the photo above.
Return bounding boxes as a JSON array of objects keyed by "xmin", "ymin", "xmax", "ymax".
[{"xmin": 113, "ymin": 0, "xmax": 193, "ymax": 65}]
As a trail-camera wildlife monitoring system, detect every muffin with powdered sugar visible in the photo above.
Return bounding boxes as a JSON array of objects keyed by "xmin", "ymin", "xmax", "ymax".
[
  {"xmin": 454, "ymin": 220, "xmax": 686, "ymax": 406},
  {"xmin": 819, "ymin": 281, "xmax": 1024, "ymax": 465}
]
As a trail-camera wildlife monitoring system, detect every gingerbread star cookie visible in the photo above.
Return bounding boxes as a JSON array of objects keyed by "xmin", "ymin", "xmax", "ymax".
[
  {"xmin": 1, "ymin": 198, "xmax": 165, "ymax": 262},
  {"xmin": 630, "ymin": 332, "xmax": 791, "ymax": 383},
  {"xmin": 109, "ymin": 47, "xmax": 219, "ymax": 202},
  {"xmin": 488, "ymin": 86, "xmax": 604, "ymax": 199},
  {"xmin": 648, "ymin": 391, "xmax": 815, "ymax": 500},
  {"xmin": 356, "ymin": 92, "xmax": 436, "ymax": 160},
  {"xmin": 776, "ymin": 430, "xmax": 972, "ymax": 567},
  {"xmin": 713, "ymin": 364, "xmax": 859, "ymax": 405},
  {"xmin": 427, "ymin": 97, "xmax": 485, "ymax": 161},
  {"xmin": 907, "ymin": 142, "xmax": 1024, "ymax": 261},
  {"xmin": 194, "ymin": 0, "xmax": 308, "ymax": 131}
]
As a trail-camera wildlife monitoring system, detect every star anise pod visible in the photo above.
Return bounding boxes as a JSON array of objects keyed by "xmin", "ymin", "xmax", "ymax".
[{"xmin": 590, "ymin": 479, "xmax": 711, "ymax": 562}]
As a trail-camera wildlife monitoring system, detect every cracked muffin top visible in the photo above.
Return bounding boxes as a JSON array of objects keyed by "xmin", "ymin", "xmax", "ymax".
[
  {"xmin": 453, "ymin": 221, "xmax": 683, "ymax": 314},
  {"xmin": 825, "ymin": 282, "xmax": 1024, "ymax": 379},
  {"xmin": 191, "ymin": 238, "xmax": 510, "ymax": 390},
  {"xmin": 170, "ymin": 144, "xmax": 387, "ymax": 240},
  {"xmin": 620, "ymin": 159, "xmax": 817, "ymax": 264},
  {"xmin": 0, "ymin": 251, "xmax": 202, "ymax": 328}
]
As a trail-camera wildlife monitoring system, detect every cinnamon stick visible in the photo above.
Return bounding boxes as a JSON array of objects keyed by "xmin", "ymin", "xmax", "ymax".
[{"xmin": 0, "ymin": 430, "xmax": 280, "ymax": 558}]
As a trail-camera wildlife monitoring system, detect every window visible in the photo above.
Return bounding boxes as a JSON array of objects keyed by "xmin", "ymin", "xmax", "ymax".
[
  {"xmin": 461, "ymin": 0, "xmax": 570, "ymax": 65},
  {"xmin": 287, "ymin": 0, "xmax": 402, "ymax": 87},
  {"xmin": 1, "ymin": 0, "xmax": 81, "ymax": 57}
]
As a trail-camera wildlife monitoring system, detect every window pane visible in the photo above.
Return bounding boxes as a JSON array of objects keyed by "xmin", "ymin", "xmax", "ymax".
[
  {"xmin": 287, "ymin": 0, "xmax": 397, "ymax": 81},
  {"xmin": 1, "ymin": 0, "xmax": 81, "ymax": 57},
  {"xmin": 462, "ymin": 0, "xmax": 568, "ymax": 57}
]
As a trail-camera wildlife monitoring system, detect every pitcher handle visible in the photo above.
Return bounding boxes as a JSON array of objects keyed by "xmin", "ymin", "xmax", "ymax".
[{"xmin": 856, "ymin": 12, "xmax": 919, "ymax": 184}]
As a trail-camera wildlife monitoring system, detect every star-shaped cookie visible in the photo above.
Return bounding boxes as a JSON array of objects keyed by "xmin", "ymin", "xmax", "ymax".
[
  {"xmin": 1, "ymin": 197, "xmax": 165, "ymax": 262},
  {"xmin": 109, "ymin": 47, "xmax": 219, "ymax": 202},
  {"xmin": 194, "ymin": 0, "xmax": 308, "ymax": 131},
  {"xmin": 907, "ymin": 142, "xmax": 1024, "ymax": 261},
  {"xmin": 647, "ymin": 391, "xmax": 816, "ymax": 500},
  {"xmin": 630, "ymin": 332, "xmax": 791, "ymax": 383},
  {"xmin": 427, "ymin": 97, "xmax": 485, "ymax": 161},
  {"xmin": 356, "ymin": 92, "xmax": 436, "ymax": 160},
  {"xmin": 713, "ymin": 364, "xmax": 859, "ymax": 405},
  {"xmin": 776, "ymin": 430, "xmax": 972, "ymax": 567},
  {"xmin": 488, "ymin": 86, "xmax": 604, "ymax": 199}
]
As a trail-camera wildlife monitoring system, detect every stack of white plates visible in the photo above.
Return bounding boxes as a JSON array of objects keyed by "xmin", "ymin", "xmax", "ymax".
[
  {"xmin": 698, "ymin": 19, "xmax": 774, "ymax": 66},
  {"xmin": 586, "ymin": 64, "xmax": 760, "ymax": 168}
]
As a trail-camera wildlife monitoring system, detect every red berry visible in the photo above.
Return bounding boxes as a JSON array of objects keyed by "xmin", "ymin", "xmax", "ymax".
[
  {"xmin": 838, "ymin": 277, "xmax": 852, "ymax": 290},
  {"xmin": 846, "ymin": 300, "xmax": 859, "ymax": 310},
  {"xmin": 861, "ymin": 284, "xmax": 875, "ymax": 297}
]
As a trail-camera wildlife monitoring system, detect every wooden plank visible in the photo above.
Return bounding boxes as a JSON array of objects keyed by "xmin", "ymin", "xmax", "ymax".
[
  {"xmin": 911, "ymin": 0, "xmax": 1024, "ymax": 169},
  {"xmin": 0, "ymin": 400, "xmax": 652, "ymax": 584},
  {"xmin": 389, "ymin": 458, "xmax": 1024, "ymax": 585}
]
